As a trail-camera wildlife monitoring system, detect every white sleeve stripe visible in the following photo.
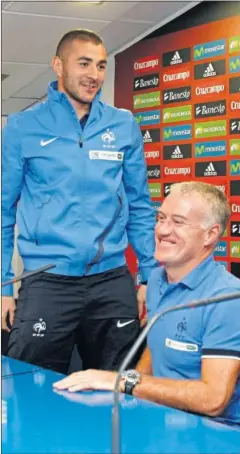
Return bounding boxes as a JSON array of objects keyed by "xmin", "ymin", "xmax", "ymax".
[{"xmin": 201, "ymin": 355, "xmax": 240, "ymax": 361}]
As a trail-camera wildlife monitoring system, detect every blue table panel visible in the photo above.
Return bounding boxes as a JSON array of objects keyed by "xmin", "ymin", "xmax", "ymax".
[
  {"xmin": 2, "ymin": 355, "xmax": 42, "ymax": 378},
  {"xmin": 2, "ymin": 363, "xmax": 240, "ymax": 454}
]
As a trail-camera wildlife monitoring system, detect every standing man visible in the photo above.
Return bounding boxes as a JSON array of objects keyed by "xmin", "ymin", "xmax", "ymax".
[{"xmin": 2, "ymin": 29, "xmax": 157, "ymax": 373}]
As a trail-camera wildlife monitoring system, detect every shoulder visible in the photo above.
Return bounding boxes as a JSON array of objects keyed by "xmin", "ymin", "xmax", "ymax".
[
  {"xmin": 99, "ymin": 101, "xmax": 134, "ymax": 121},
  {"xmin": 209, "ymin": 263, "xmax": 240, "ymax": 294},
  {"xmin": 6, "ymin": 101, "xmax": 47, "ymax": 130}
]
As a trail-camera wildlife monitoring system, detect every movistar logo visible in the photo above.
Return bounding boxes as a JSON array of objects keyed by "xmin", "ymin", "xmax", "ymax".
[
  {"xmin": 135, "ymin": 115, "xmax": 142, "ymax": 124},
  {"xmin": 194, "ymin": 39, "xmax": 226, "ymax": 61},
  {"xmin": 195, "ymin": 145, "xmax": 205, "ymax": 155},
  {"xmin": 194, "ymin": 47, "xmax": 204, "ymax": 58},
  {"xmin": 230, "ymin": 160, "xmax": 240, "ymax": 175},
  {"xmin": 164, "ymin": 129, "xmax": 172, "ymax": 139},
  {"xmin": 230, "ymin": 57, "xmax": 240, "ymax": 73}
]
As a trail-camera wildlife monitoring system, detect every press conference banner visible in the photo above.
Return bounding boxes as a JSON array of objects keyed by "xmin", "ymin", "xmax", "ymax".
[{"xmin": 114, "ymin": 16, "xmax": 240, "ymax": 282}]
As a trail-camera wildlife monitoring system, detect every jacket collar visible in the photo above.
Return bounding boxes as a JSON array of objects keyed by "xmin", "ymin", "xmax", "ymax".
[{"xmin": 47, "ymin": 80, "xmax": 102, "ymax": 126}]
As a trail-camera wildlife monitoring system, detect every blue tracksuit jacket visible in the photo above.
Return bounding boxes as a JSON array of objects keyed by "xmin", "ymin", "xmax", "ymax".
[{"xmin": 2, "ymin": 81, "xmax": 157, "ymax": 296}]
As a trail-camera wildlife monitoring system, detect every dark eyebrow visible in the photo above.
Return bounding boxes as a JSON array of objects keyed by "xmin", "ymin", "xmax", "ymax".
[{"xmin": 76, "ymin": 57, "xmax": 107, "ymax": 65}]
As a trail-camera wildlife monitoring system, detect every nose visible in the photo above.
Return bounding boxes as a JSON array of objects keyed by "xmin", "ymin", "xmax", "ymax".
[
  {"xmin": 155, "ymin": 219, "xmax": 173, "ymax": 237},
  {"xmin": 87, "ymin": 64, "xmax": 99, "ymax": 80}
]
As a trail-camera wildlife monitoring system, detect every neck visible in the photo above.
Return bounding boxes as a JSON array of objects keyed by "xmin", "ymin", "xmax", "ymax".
[
  {"xmin": 57, "ymin": 82, "xmax": 91, "ymax": 120},
  {"xmin": 165, "ymin": 250, "xmax": 212, "ymax": 283},
  {"xmin": 67, "ymin": 96, "xmax": 90, "ymax": 120}
]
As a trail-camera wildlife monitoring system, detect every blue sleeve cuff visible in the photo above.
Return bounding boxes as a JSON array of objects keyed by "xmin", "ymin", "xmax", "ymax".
[
  {"xmin": 139, "ymin": 264, "xmax": 158, "ymax": 283},
  {"xmin": 2, "ymin": 284, "xmax": 14, "ymax": 297}
]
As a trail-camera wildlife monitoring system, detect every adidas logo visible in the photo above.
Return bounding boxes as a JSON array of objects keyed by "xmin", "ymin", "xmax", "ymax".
[
  {"xmin": 196, "ymin": 106, "xmax": 202, "ymax": 115},
  {"xmin": 143, "ymin": 130, "xmax": 152, "ymax": 143},
  {"xmin": 135, "ymin": 80, "xmax": 140, "ymax": 88},
  {"xmin": 164, "ymin": 93, "xmax": 169, "ymax": 101},
  {"xmin": 170, "ymin": 51, "xmax": 182, "ymax": 65},
  {"xmin": 171, "ymin": 146, "xmax": 183, "ymax": 159},
  {"xmin": 204, "ymin": 162, "xmax": 217, "ymax": 176},
  {"xmin": 203, "ymin": 63, "xmax": 216, "ymax": 78}
]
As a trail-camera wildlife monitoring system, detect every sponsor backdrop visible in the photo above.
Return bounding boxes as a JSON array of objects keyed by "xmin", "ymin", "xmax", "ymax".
[{"xmin": 115, "ymin": 17, "xmax": 240, "ymax": 282}]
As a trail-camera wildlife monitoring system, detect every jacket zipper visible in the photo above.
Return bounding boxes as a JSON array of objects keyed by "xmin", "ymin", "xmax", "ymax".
[{"xmin": 85, "ymin": 194, "xmax": 123, "ymax": 273}]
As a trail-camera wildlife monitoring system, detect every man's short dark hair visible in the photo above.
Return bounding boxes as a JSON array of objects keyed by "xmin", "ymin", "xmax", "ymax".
[{"xmin": 56, "ymin": 29, "xmax": 104, "ymax": 59}]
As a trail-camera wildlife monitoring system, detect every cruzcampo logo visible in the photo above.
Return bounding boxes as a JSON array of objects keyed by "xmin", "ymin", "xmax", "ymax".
[
  {"xmin": 230, "ymin": 159, "xmax": 240, "ymax": 175},
  {"xmin": 230, "ymin": 241, "xmax": 240, "ymax": 258},
  {"xmin": 229, "ymin": 56, "xmax": 240, "ymax": 74},
  {"xmin": 133, "ymin": 91, "xmax": 160, "ymax": 110},
  {"xmin": 163, "ymin": 105, "xmax": 192, "ymax": 123},
  {"xmin": 229, "ymin": 36, "xmax": 240, "ymax": 54},
  {"xmin": 194, "ymin": 140, "xmax": 226, "ymax": 158},
  {"xmin": 194, "ymin": 120, "xmax": 226, "ymax": 139},
  {"xmin": 194, "ymin": 39, "xmax": 226, "ymax": 60},
  {"xmin": 230, "ymin": 139, "xmax": 240, "ymax": 155}
]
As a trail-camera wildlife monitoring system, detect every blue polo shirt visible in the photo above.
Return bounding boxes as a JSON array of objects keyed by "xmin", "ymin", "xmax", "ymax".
[{"xmin": 147, "ymin": 255, "xmax": 240, "ymax": 425}]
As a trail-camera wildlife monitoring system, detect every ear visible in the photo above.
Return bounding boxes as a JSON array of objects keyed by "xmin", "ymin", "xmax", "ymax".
[
  {"xmin": 204, "ymin": 224, "xmax": 221, "ymax": 247},
  {"xmin": 51, "ymin": 56, "xmax": 63, "ymax": 78}
]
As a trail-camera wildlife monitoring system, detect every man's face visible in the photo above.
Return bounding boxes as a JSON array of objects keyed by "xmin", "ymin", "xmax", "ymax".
[
  {"xmin": 54, "ymin": 40, "xmax": 107, "ymax": 104},
  {"xmin": 155, "ymin": 191, "xmax": 212, "ymax": 268}
]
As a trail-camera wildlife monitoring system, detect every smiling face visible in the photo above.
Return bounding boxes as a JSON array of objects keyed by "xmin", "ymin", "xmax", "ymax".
[
  {"xmin": 52, "ymin": 39, "xmax": 107, "ymax": 106},
  {"xmin": 155, "ymin": 190, "xmax": 220, "ymax": 278}
]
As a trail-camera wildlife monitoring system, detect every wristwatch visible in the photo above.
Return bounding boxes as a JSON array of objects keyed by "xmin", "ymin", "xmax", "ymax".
[{"xmin": 121, "ymin": 369, "xmax": 141, "ymax": 395}]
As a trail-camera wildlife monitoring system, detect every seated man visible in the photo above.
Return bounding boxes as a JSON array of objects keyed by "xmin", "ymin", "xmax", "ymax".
[{"xmin": 53, "ymin": 182, "xmax": 240, "ymax": 426}]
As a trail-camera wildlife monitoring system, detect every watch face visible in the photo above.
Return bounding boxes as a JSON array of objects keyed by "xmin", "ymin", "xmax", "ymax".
[{"xmin": 125, "ymin": 370, "xmax": 141, "ymax": 384}]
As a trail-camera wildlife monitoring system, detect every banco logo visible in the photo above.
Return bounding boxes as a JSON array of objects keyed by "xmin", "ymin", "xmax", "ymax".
[
  {"xmin": 230, "ymin": 101, "xmax": 240, "ymax": 112},
  {"xmin": 147, "ymin": 165, "xmax": 161, "ymax": 179},
  {"xmin": 194, "ymin": 39, "xmax": 226, "ymax": 60},
  {"xmin": 163, "ymin": 144, "xmax": 192, "ymax": 160},
  {"xmin": 230, "ymin": 222, "xmax": 240, "ymax": 237},
  {"xmin": 163, "ymin": 86, "xmax": 191, "ymax": 104},
  {"xmin": 163, "ymin": 105, "xmax": 192, "ymax": 123},
  {"xmin": 163, "ymin": 124, "xmax": 192, "ymax": 142},
  {"xmin": 134, "ymin": 109, "xmax": 160, "ymax": 126},
  {"xmin": 194, "ymin": 140, "xmax": 226, "ymax": 158},
  {"xmin": 134, "ymin": 55, "xmax": 159, "ymax": 73},
  {"xmin": 231, "ymin": 262, "xmax": 240, "ymax": 279},
  {"xmin": 133, "ymin": 73, "xmax": 159, "ymax": 91},
  {"xmin": 230, "ymin": 118, "xmax": 240, "ymax": 135},
  {"xmin": 230, "ymin": 159, "xmax": 240, "ymax": 176},
  {"xmin": 163, "ymin": 183, "xmax": 174, "ymax": 196},
  {"xmin": 195, "ymin": 82, "xmax": 226, "ymax": 97},
  {"xmin": 194, "ymin": 59, "xmax": 226, "ymax": 80},
  {"xmin": 164, "ymin": 166, "xmax": 192, "ymax": 177},
  {"xmin": 229, "ymin": 56, "xmax": 240, "ymax": 74},
  {"xmin": 162, "ymin": 47, "xmax": 191, "ymax": 67},
  {"xmin": 194, "ymin": 100, "xmax": 226, "ymax": 119},
  {"xmin": 230, "ymin": 241, "xmax": 240, "ymax": 258},
  {"xmin": 144, "ymin": 150, "xmax": 160, "ymax": 160},
  {"xmin": 141, "ymin": 128, "xmax": 160, "ymax": 144},
  {"xmin": 162, "ymin": 68, "xmax": 191, "ymax": 84},
  {"xmin": 229, "ymin": 76, "xmax": 240, "ymax": 94},
  {"xmin": 229, "ymin": 36, "xmax": 240, "ymax": 54},
  {"xmin": 231, "ymin": 182, "xmax": 240, "ymax": 197},
  {"xmin": 195, "ymin": 160, "xmax": 226, "ymax": 177},
  {"xmin": 194, "ymin": 120, "xmax": 226, "ymax": 139},
  {"xmin": 133, "ymin": 91, "xmax": 160, "ymax": 110},
  {"xmin": 230, "ymin": 139, "xmax": 240, "ymax": 155},
  {"xmin": 149, "ymin": 182, "xmax": 161, "ymax": 198},
  {"xmin": 214, "ymin": 241, "xmax": 227, "ymax": 257}
]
